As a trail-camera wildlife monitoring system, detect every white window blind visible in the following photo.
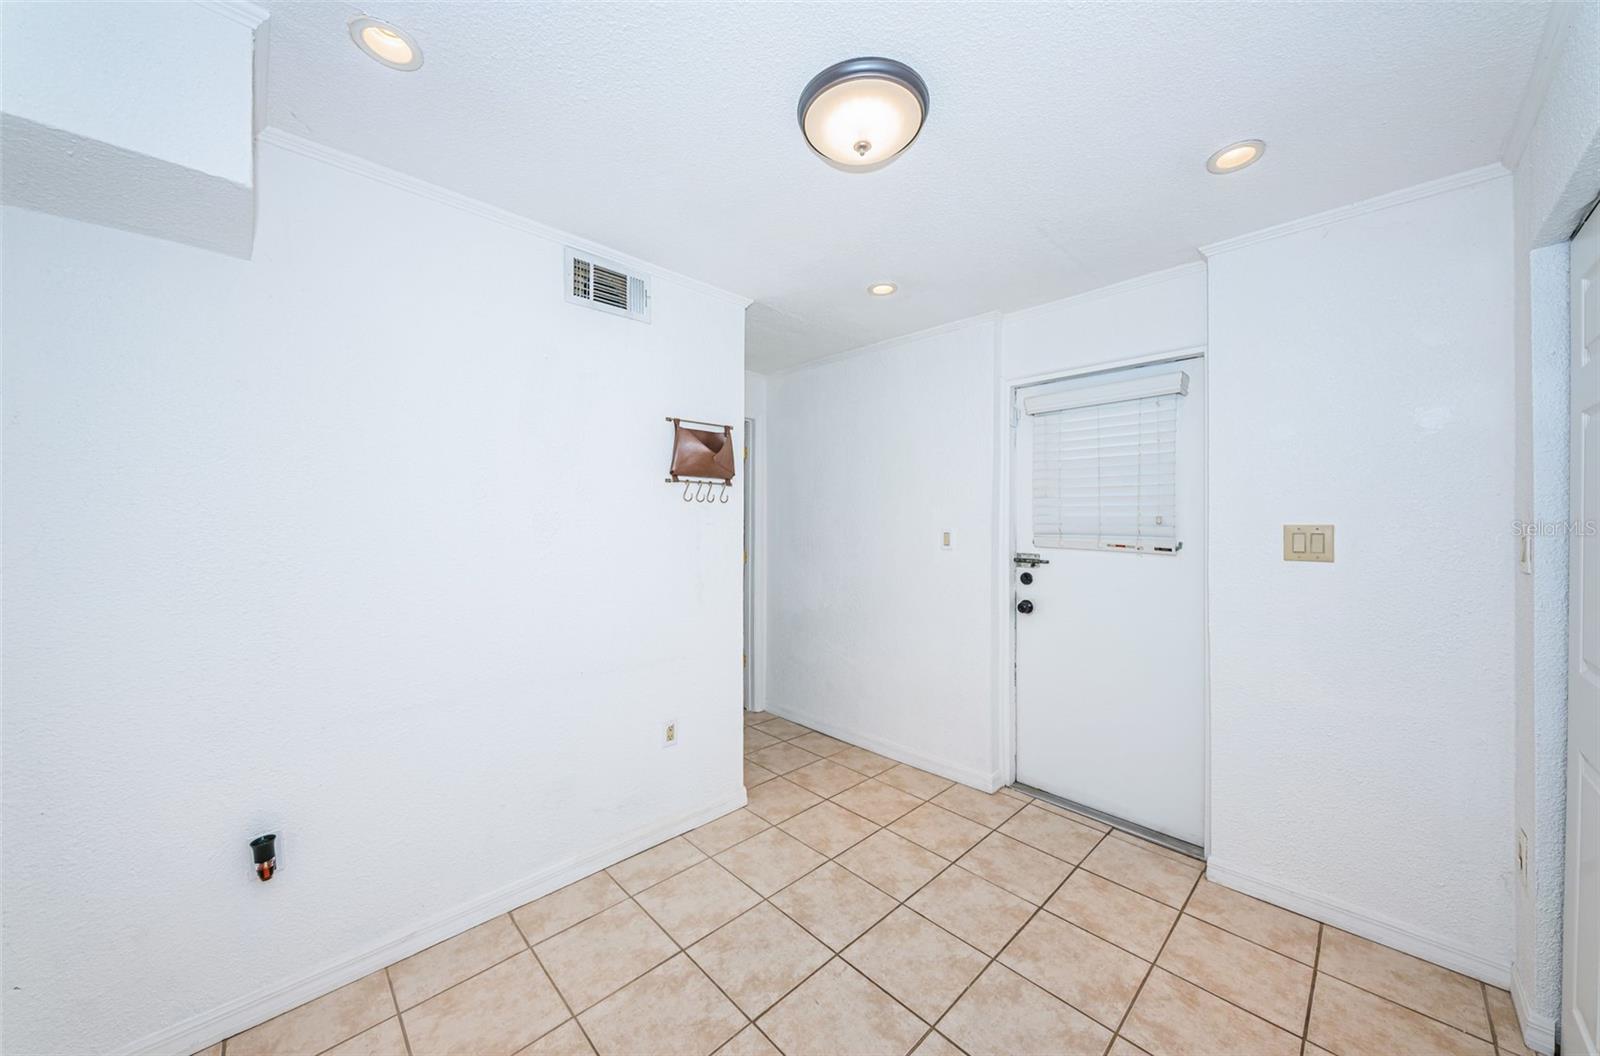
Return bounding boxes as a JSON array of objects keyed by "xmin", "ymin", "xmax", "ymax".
[{"xmin": 1027, "ymin": 371, "xmax": 1187, "ymax": 553}]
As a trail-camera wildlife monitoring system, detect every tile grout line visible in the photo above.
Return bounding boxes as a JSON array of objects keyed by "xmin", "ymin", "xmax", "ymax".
[
  {"xmin": 1298, "ymin": 923, "xmax": 1324, "ymax": 1055},
  {"xmin": 1312, "ymin": 968, "xmax": 1502, "ymax": 1047},
  {"xmin": 1133, "ymin": 914, "xmax": 1327, "ymax": 1047},
  {"xmin": 1151, "ymin": 885, "xmax": 1496, "ymax": 1047},
  {"xmin": 1139, "ymin": 897, "xmax": 1463, "ymax": 1052},
  {"xmin": 603, "ymin": 782, "xmax": 936, "ymax": 1052},
  {"xmin": 326, "ymin": 769, "xmax": 1124, "ymax": 1055},
  {"xmin": 1304, "ymin": 917, "xmax": 1502, "ymax": 1046},
  {"xmin": 683, "ymin": 756, "xmax": 1027, "ymax": 1052},
  {"xmin": 1104, "ymin": 850, "xmax": 1204, "ymax": 1053},
  {"xmin": 927, "ymin": 827, "xmax": 1116, "ymax": 1046},
  {"xmin": 621, "ymin": 887, "xmax": 755, "ymax": 1054},
  {"xmin": 509, "ymin": 903, "xmax": 605, "ymax": 1056},
  {"xmin": 1181, "ymin": 900, "xmax": 1320, "ymax": 968},
  {"xmin": 1482, "ymin": 980, "xmax": 1499, "ymax": 1051},
  {"xmin": 718, "ymin": 776, "xmax": 966, "ymax": 1048},
  {"xmin": 815, "ymin": 758, "xmax": 1492, "ymax": 1053},
  {"xmin": 381, "ymin": 967, "xmax": 414, "ymax": 1056},
  {"xmin": 606, "ymin": 727, "xmax": 1471, "ymax": 1053},
  {"xmin": 740, "ymin": 741, "xmax": 1214, "ymax": 1052},
  {"xmin": 612, "ymin": 834, "xmax": 909, "ymax": 1050}
]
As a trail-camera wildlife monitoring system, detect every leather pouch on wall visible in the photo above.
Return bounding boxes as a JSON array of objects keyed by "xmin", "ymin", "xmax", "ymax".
[{"xmin": 669, "ymin": 420, "xmax": 735, "ymax": 481}]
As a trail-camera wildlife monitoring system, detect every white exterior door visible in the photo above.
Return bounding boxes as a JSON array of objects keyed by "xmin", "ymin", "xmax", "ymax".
[
  {"xmin": 1012, "ymin": 358, "xmax": 1206, "ymax": 845},
  {"xmin": 1565, "ymin": 208, "xmax": 1600, "ymax": 1056}
]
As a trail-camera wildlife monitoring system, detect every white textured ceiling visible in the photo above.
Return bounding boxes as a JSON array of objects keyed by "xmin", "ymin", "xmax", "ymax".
[{"xmin": 261, "ymin": 1, "xmax": 1551, "ymax": 371}]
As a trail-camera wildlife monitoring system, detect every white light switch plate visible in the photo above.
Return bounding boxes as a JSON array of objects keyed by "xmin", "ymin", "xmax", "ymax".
[{"xmin": 1283, "ymin": 524, "xmax": 1334, "ymax": 562}]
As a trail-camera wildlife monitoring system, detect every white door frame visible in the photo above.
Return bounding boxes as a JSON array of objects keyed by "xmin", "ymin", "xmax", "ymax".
[
  {"xmin": 991, "ymin": 344, "xmax": 1211, "ymax": 852},
  {"xmin": 743, "ymin": 416, "xmax": 755, "ymax": 712}
]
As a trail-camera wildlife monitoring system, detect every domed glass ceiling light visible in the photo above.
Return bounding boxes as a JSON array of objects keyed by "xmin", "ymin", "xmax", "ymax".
[{"xmin": 797, "ymin": 57, "xmax": 930, "ymax": 169}]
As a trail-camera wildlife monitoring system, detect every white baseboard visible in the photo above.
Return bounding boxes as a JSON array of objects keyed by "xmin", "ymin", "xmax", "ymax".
[
  {"xmin": 1205, "ymin": 860, "xmax": 1512, "ymax": 988},
  {"xmin": 121, "ymin": 788, "xmax": 749, "ymax": 1056},
  {"xmin": 1510, "ymin": 962, "xmax": 1558, "ymax": 1054},
  {"xmin": 763, "ymin": 706, "xmax": 999, "ymax": 792}
]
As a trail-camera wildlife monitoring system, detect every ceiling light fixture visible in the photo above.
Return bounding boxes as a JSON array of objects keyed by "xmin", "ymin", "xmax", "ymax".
[
  {"xmin": 1206, "ymin": 139, "xmax": 1265, "ymax": 174},
  {"xmin": 349, "ymin": 16, "xmax": 423, "ymax": 71},
  {"xmin": 798, "ymin": 57, "xmax": 929, "ymax": 169},
  {"xmin": 867, "ymin": 282, "xmax": 898, "ymax": 296}
]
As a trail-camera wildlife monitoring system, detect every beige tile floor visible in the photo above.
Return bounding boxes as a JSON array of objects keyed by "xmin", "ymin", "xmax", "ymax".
[{"xmin": 210, "ymin": 714, "xmax": 1535, "ymax": 1056}]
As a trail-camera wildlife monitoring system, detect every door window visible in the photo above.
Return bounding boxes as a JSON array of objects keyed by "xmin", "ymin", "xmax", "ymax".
[{"xmin": 1027, "ymin": 372, "xmax": 1187, "ymax": 553}]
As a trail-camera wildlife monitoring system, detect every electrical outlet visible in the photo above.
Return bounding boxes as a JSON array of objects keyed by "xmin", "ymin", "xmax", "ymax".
[{"xmin": 663, "ymin": 720, "xmax": 679, "ymax": 748}]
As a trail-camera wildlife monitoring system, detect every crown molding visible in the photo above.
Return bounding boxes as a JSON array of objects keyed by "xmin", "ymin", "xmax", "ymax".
[
  {"xmin": 193, "ymin": 0, "xmax": 269, "ymax": 30},
  {"xmin": 1199, "ymin": 163, "xmax": 1509, "ymax": 257},
  {"xmin": 1500, "ymin": 1, "xmax": 1579, "ymax": 171},
  {"xmin": 256, "ymin": 127, "xmax": 754, "ymax": 309}
]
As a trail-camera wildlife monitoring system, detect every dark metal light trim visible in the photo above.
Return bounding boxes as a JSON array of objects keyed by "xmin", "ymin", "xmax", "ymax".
[{"xmin": 796, "ymin": 56, "xmax": 931, "ymax": 165}]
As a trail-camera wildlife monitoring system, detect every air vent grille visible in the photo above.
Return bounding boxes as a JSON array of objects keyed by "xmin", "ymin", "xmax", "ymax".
[
  {"xmin": 564, "ymin": 248, "xmax": 650, "ymax": 322},
  {"xmin": 591, "ymin": 264, "xmax": 630, "ymax": 310}
]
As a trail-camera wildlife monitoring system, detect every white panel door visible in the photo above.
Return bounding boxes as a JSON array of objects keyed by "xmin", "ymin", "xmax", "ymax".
[
  {"xmin": 1565, "ymin": 208, "xmax": 1600, "ymax": 1056},
  {"xmin": 1013, "ymin": 358, "xmax": 1206, "ymax": 845}
]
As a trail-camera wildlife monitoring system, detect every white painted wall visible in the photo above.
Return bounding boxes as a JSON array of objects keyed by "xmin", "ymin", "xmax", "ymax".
[
  {"xmin": 764, "ymin": 318, "xmax": 1002, "ymax": 787},
  {"xmin": 1, "ymin": 1, "xmax": 255, "ymax": 183},
  {"xmin": 1000, "ymin": 263, "xmax": 1208, "ymax": 382},
  {"xmin": 1509, "ymin": 4, "xmax": 1599, "ymax": 1044},
  {"xmin": 0, "ymin": 138, "xmax": 748, "ymax": 1055},
  {"xmin": 1204, "ymin": 174, "xmax": 1517, "ymax": 983},
  {"xmin": 744, "ymin": 370, "xmax": 769, "ymax": 712},
  {"xmin": 0, "ymin": 1, "xmax": 261, "ymax": 257}
]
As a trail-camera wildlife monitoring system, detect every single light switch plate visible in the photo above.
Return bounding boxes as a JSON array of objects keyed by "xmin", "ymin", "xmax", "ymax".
[{"xmin": 1283, "ymin": 524, "xmax": 1334, "ymax": 562}]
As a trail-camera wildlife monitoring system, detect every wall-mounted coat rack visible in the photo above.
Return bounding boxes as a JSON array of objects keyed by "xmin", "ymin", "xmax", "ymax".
[{"xmin": 666, "ymin": 417, "xmax": 735, "ymax": 503}]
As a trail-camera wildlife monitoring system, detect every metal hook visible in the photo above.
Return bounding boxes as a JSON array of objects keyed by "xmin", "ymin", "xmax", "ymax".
[
  {"xmin": 682, "ymin": 480, "xmax": 695, "ymax": 502},
  {"xmin": 719, "ymin": 483, "xmax": 731, "ymax": 503},
  {"xmin": 696, "ymin": 480, "xmax": 709, "ymax": 503}
]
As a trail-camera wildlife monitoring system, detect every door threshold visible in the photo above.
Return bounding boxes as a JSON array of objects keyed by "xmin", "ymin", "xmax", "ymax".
[{"xmin": 1011, "ymin": 783, "xmax": 1205, "ymax": 862}]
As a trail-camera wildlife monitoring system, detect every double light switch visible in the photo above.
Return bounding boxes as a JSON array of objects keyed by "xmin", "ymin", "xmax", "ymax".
[{"xmin": 1283, "ymin": 524, "xmax": 1334, "ymax": 562}]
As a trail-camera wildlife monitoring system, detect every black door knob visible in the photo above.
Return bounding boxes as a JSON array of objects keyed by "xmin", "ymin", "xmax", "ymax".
[
  {"xmin": 1019, "ymin": 571, "xmax": 1033, "ymax": 585},
  {"xmin": 1017, "ymin": 599, "xmax": 1034, "ymax": 614}
]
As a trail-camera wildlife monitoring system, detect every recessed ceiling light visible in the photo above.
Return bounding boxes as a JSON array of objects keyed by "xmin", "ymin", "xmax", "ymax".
[
  {"xmin": 349, "ymin": 16, "xmax": 423, "ymax": 71},
  {"xmin": 867, "ymin": 282, "xmax": 898, "ymax": 296},
  {"xmin": 1206, "ymin": 139, "xmax": 1265, "ymax": 174},
  {"xmin": 798, "ymin": 57, "xmax": 929, "ymax": 169}
]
